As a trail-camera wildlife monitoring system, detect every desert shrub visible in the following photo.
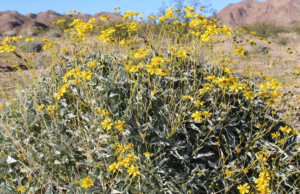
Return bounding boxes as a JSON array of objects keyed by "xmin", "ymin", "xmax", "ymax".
[
  {"xmin": 0, "ymin": 7, "xmax": 299, "ymax": 194},
  {"xmin": 48, "ymin": 31, "xmax": 61, "ymax": 37},
  {"xmin": 0, "ymin": 51, "xmax": 299, "ymax": 193},
  {"xmin": 3, "ymin": 31, "xmax": 17, "ymax": 37},
  {"xmin": 253, "ymin": 44, "xmax": 269, "ymax": 54},
  {"xmin": 31, "ymin": 27, "xmax": 50, "ymax": 36},
  {"xmin": 34, "ymin": 55, "xmax": 52, "ymax": 69},
  {"xmin": 20, "ymin": 41, "xmax": 42, "ymax": 52},
  {"xmin": 19, "ymin": 30, "xmax": 39, "ymax": 38},
  {"xmin": 19, "ymin": 30, "xmax": 28, "ymax": 36},
  {"xmin": 277, "ymin": 36, "xmax": 290, "ymax": 45},
  {"xmin": 242, "ymin": 22, "xmax": 287, "ymax": 38},
  {"xmin": 291, "ymin": 21, "xmax": 300, "ymax": 35}
]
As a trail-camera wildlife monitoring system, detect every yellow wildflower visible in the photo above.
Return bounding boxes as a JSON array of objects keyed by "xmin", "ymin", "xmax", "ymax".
[
  {"xmin": 225, "ymin": 169, "xmax": 231, "ymax": 178},
  {"xmin": 125, "ymin": 143, "xmax": 134, "ymax": 150},
  {"xmin": 176, "ymin": 49, "xmax": 187, "ymax": 58},
  {"xmin": 18, "ymin": 186, "xmax": 26, "ymax": 191},
  {"xmin": 108, "ymin": 162, "xmax": 118, "ymax": 173},
  {"xmin": 101, "ymin": 119, "xmax": 113, "ymax": 130},
  {"xmin": 143, "ymin": 152, "xmax": 154, "ymax": 158},
  {"xmin": 118, "ymin": 143, "xmax": 126, "ymax": 153},
  {"xmin": 126, "ymin": 153, "xmax": 137, "ymax": 162},
  {"xmin": 145, "ymin": 63, "xmax": 158, "ymax": 74},
  {"xmin": 88, "ymin": 61, "xmax": 100, "ymax": 68},
  {"xmin": 194, "ymin": 100, "xmax": 205, "ymax": 106},
  {"xmin": 266, "ymin": 98, "xmax": 277, "ymax": 106},
  {"xmin": 25, "ymin": 38, "xmax": 34, "ymax": 42},
  {"xmin": 271, "ymin": 132, "xmax": 280, "ymax": 138},
  {"xmin": 230, "ymin": 84, "xmax": 242, "ymax": 93},
  {"xmin": 37, "ymin": 104, "xmax": 45, "ymax": 110},
  {"xmin": 4, "ymin": 45, "xmax": 17, "ymax": 53},
  {"xmin": 243, "ymin": 91, "xmax": 254, "ymax": 101},
  {"xmin": 257, "ymin": 91, "xmax": 269, "ymax": 99},
  {"xmin": 115, "ymin": 120, "xmax": 126, "ymax": 132},
  {"xmin": 81, "ymin": 177, "xmax": 94, "ymax": 189},
  {"xmin": 80, "ymin": 70, "xmax": 92, "ymax": 81},
  {"xmin": 151, "ymin": 57, "xmax": 165, "ymax": 65},
  {"xmin": 182, "ymin": 95, "xmax": 191, "ymax": 100},
  {"xmin": 237, "ymin": 183, "xmax": 250, "ymax": 194},
  {"xmin": 202, "ymin": 111, "xmax": 212, "ymax": 118},
  {"xmin": 234, "ymin": 46, "xmax": 246, "ymax": 56},
  {"xmin": 280, "ymin": 126, "xmax": 292, "ymax": 134},
  {"xmin": 201, "ymin": 33, "xmax": 212, "ymax": 42},
  {"xmin": 128, "ymin": 165, "xmax": 140, "ymax": 177},
  {"xmin": 54, "ymin": 90, "xmax": 63, "ymax": 100},
  {"xmin": 222, "ymin": 25, "xmax": 233, "ymax": 36},
  {"xmin": 191, "ymin": 111, "xmax": 202, "ymax": 121}
]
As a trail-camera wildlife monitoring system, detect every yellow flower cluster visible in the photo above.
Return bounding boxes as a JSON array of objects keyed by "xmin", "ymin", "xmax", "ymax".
[
  {"xmin": 68, "ymin": 18, "xmax": 97, "ymax": 40},
  {"xmin": 0, "ymin": 36, "xmax": 22, "ymax": 54},
  {"xmin": 238, "ymin": 183, "xmax": 250, "ymax": 194},
  {"xmin": 100, "ymin": 15, "xmax": 110, "ymax": 21},
  {"xmin": 25, "ymin": 38, "xmax": 34, "ymax": 42},
  {"xmin": 42, "ymin": 41, "xmax": 59, "ymax": 50},
  {"xmin": 134, "ymin": 48, "xmax": 149, "ymax": 59},
  {"xmin": 53, "ymin": 19, "xmax": 65, "ymax": 25},
  {"xmin": 96, "ymin": 28, "xmax": 116, "ymax": 42},
  {"xmin": 165, "ymin": 7, "xmax": 175, "ymax": 18},
  {"xmin": 235, "ymin": 46, "xmax": 246, "ymax": 56},
  {"xmin": 100, "ymin": 119, "xmax": 126, "ymax": 132},
  {"xmin": 254, "ymin": 167, "xmax": 272, "ymax": 194},
  {"xmin": 191, "ymin": 111, "xmax": 212, "ymax": 121},
  {"xmin": 55, "ymin": 66, "xmax": 93, "ymax": 100},
  {"xmin": 81, "ymin": 177, "xmax": 94, "ymax": 189},
  {"xmin": 36, "ymin": 104, "xmax": 58, "ymax": 115},
  {"xmin": 96, "ymin": 108, "xmax": 110, "ymax": 116},
  {"xmin": 122, "ymin": 11, "xmax": 141, "ymax": 20},
  {"xmin": 109, "ymin": 142, "xmax": 152, "ymax": 178},
  {"xmin": 259, "ymin": 79, "xmax": 282, "ymax": 106},
  {"xmin": 148, "ymin": 16, "xmax": 159, "ymax": 19}
]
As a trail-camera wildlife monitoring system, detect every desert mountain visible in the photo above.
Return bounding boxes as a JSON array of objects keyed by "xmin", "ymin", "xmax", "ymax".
[
  {"xmin": 0, "ymin": 11, "xmax": 31, "ymax": 32},
  {"xmin": 0, "ymin": 10, "xmax": 122, "ymax": 33},
  {"xmin": 211, "ymin": 0, "xmax": 300, "ymax": 28}
]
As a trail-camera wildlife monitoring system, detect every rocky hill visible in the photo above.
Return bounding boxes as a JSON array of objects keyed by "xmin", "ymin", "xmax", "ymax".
[
  {"xmin": 0, "ymin": 10, "xmax": 122, "ymax": 33},
  {"xmin": 211, "ymin": 0, "xmax": 300, "ymax": 28}
]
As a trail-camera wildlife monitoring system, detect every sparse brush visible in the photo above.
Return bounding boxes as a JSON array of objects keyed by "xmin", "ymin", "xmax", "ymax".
[
  {"xmin": 34, "ymin": 55, "xmax": 52, "ymax": 69},
  {"xmin": 291, "ymin": 20, "xmax": 300, "ymax": 35},
  {"xmin": 243, "ymin": 22, "xmax": 287, "ymax": 38},
  {"xmin": 3, "ymin": 31, "xmax": 17, "ymax": 37},
  {"xmin": 254, "ymin": 44, "xmax": 270, "ymax": 54},
  {"xmin": 48, "ymin": 31, "xmax": 61, "ymax": 37},
  {"xmin": 277, "ymin": 36, "xmax": 290, "ymax": 45},
  {"xmin": 19, "ymin": 30, "xmax": 28, "ymax": 36},
  {"xmin": 20, "ymin": 41, "xmax": 42, "ymax": 52}
]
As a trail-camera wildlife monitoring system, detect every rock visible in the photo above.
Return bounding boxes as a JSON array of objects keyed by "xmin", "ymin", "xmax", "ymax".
[{"xmin": 210, "ymin": 0, "xmax": 300, "ymax": 28}]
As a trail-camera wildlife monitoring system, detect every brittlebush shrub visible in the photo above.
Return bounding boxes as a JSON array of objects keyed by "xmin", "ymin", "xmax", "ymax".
[
  {"xmin": 0, "ymin": 7, "xmax": 299, "ymax": 194},
  {"xmin": 48, "ymin": 31, "xmax": 61, "ymax": 38}
]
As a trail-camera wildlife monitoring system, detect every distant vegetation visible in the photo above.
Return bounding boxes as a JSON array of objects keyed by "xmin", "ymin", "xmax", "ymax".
[{"xmin": 241, "ymin": 21, "xmax": 300, "ymax": 38}]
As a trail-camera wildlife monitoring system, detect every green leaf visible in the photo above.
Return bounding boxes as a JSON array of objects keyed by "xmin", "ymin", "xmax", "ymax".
[
  {"xmin": 20, "ymin": 168, "xmax": 31, "ymax": 173},
  {"xmin": 54, "ymin": 160, "xmax": 62, "ymax": 165}
]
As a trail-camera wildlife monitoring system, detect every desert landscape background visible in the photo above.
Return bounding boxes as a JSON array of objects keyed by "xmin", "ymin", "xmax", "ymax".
[{"xmin": 1, "ymin": 0, "xmax": 300, "ymax": 94}]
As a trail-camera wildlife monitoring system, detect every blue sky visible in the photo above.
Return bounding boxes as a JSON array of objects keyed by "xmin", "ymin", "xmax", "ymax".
[{"xmin": 1, "ymin": 0, "xmax": 265, "ymax": 17}]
